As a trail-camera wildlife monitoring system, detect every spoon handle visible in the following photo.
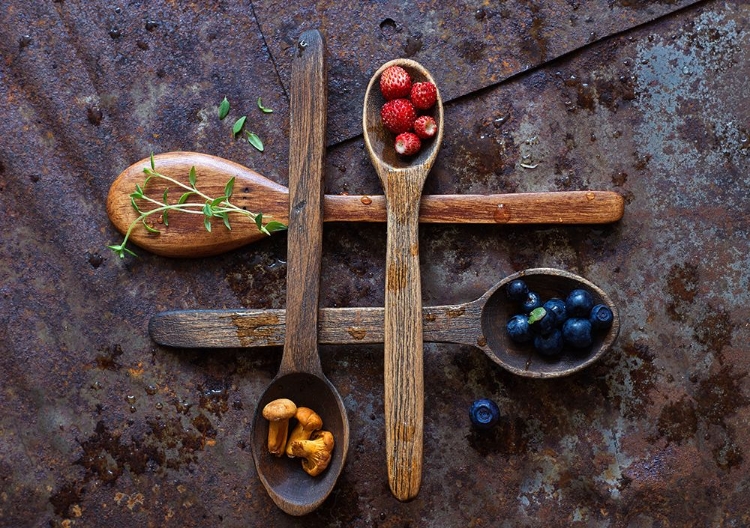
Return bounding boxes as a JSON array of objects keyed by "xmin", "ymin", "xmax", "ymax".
[
  {"xmin": 278, "ymin": 30, "xmax": 327, "ymax": 376},
  {"xmin": 149, "ymin": 303, "xmax": 484, "ymax": 348},
  {"xmin": 381, "ymin": 175, "xmax": 426, "ymax": 501}
]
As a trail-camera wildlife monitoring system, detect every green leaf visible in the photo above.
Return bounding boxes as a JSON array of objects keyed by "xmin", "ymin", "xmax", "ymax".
[
  {"xmin": 150, "ymin": 152, "xmax": 155, "ymax": 171},
  {"xmin": 162, "ymin": 209, "xmax": 169, "ymax": 226},
  {"xmin": 129, "ymin": 196, "xmax": 141, "ymax": 213},
  {"xmin": 142, "ymin": 218, "xmax": 160, "ymax": 234},
  {"xmin": 108, "ymin": 244, "xmax": 138, "ymax": 258},
  {"xmin": 232, "ymin": 116, "xmax": 247, "ymax": 138},
  {"xmin": 218, "ymin": 96, "xmax": 230, "ymax": 120},
  {"xmin": 162, "ymin": 188, "xmax": 169, "ymax": 204},
  {"xmin": 224, "ymin": 176, "xmax": 235, "ymax": 200},
  {"xmin": 257, "ymin": 97, "xmax": 273, "ymax": 113},
  {"xmin": 178, "ymin": 191, "xmax": 195, "ymax": 204},
  {"xmin": 203, "ymin": 202, "xmax": 213, "ymax": 217},
  {"xmin": 204, "ymin": 216, "xmax": 212, "ymax": 232},
  {"xmin": 134, "ymin": 183, "xmax": 144, "ymax": 196},
  {"xmin": 189, "ymin": 166, "xmax": 197, "ymax": 188},
  {"xmin": 263, "ymin": 221, "xmax": 287, "ymax": 233},
  {"xmin": 210, "ymin": 196, "xmax": 226, "ymax": 208},
  {"xmin": 528, "ymin": 307, "xmax": 547, "ymax": 325},
  {"xmin": 254, "ymin": 213, "xmax": 263, "ymax": 231},
  {"xmin": 246, "ymin": 131, "xmax": 264, "ymax": 151},
  {"xmin": 217, "ymin": 211, "xmax": 231, "ymax": 230}
]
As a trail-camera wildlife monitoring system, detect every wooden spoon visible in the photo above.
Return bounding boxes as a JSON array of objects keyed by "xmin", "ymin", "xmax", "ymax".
[
  {"xmin": 149, "ymin": 268, "xmax": 621, "ymax": 378},
  {"xmin": 106, "ymin": 152, "xmax": 624, "ymax": 258},
  {"xmin": 249, "ymin": 30, "xmax": 348, "ymax": 516},
  {"xmin": 363, "ymin": 59, "xmax": 443, "ymax": 501}
]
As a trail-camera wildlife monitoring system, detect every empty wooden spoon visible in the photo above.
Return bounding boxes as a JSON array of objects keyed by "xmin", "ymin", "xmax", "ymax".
[
  {"xmin": 363, "ymin": 59, "xmax": 443, "ymax": 501},
  {"xmin": 106, "ymin": 152, "xmax": 624, "ymax": 258},
  {"xmin": 249, "ymin": 30, "xmax": 348, "ymax": 516}
]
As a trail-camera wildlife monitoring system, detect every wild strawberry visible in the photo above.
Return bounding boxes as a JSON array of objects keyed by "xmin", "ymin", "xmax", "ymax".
[
  {"xmin": 413, "ymin": 115, "xmax": 437, "ymax": 139},
  {"xmin": 381, "ymin": 99, "xmax": 416, "ymax": 134},
  {"xmin": 394, "ymin": 132, "xmax": 421, "ymax": 156},
  {"xmin": 410, "ymin": 81, "xmax": 437, "ymax": 110},
  {"xmin": 380, "ymin": 65, "xmax": 412, "ymax": 100}
]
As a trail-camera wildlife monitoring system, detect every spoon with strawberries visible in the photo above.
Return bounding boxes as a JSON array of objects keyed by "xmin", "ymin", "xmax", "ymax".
[{"xmin": 362, "ymin": 59, "xmax": 443, "ymax": 502}]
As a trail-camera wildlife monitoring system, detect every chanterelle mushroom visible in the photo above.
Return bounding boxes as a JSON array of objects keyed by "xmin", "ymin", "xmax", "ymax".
[
  {"xmin": 289, "ymin": 430, "xmax": 335, "ymax": 476},
  {"xmin": 262, "ymin": 398, "xmax": 297, "ymax": 456},
  {"xmin": 285, "ymin": 407, "xmax": 323, "ymax": 458}
]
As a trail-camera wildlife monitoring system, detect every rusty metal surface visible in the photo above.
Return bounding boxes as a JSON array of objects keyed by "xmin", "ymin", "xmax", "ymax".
[
  {"xmin": 1, "ymin": 1, "xmax": 749, "ymax": 526},
  {"xmin": 254, "ymin": 0, "xmax": 701, "ymax": 143}
]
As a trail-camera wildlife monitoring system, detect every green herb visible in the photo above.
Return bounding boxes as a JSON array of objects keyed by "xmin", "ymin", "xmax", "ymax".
[
  {"xmin": 528, "ymin": 307, "xmax": 547, "ymax": 325},
  {"xmin": 107, "ymin": 156, "xmax": 286, "ymax": 258},
  {"xmin": 246, "ymin": 131, "xmax": 264, "ymax": 152},
  {"xmin": 232, "ymin": 116, "xmax": 247, "ymax": 137},
  {"xmin": 257, "ymin": 97, "xmax": 273, "ymax": 113},
  {"xmin": 218, "ymin": 97, "xmax": 230, "ymax": 120}
]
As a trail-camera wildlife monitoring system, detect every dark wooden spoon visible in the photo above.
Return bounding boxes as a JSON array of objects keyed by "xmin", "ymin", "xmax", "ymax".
[
  {"xmin": 250, "ymin": 30, "xmax": 348, "ymax": 516},
  {"xmin": 150, "ymin": 268, "xmax": 621, "ymax": 378}
]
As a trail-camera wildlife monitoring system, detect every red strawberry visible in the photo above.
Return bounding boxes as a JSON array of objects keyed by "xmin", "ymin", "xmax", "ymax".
[
  {"xmin": 413, "ymin": 115, "xmax": 437, "ymax": 139},
  {"xmin": 410, "ymin": 81, "xmax": 437, "ymax": 110},
  {"xmin": 394, "ymin": 132, "xmax": 421, "ymax": 156},
  {"xmin": 381, "ymin": 99, "xmax": 416, "ymax": 134},
  {"xmin": 380, "ymin": 66, "xmax": 412, "ymax": 100}
]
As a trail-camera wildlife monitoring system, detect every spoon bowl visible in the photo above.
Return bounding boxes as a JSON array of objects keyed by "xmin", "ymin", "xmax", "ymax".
[
  {"xmin": 251, "ymin": 372, "xmax": 348, "ymax": 511},
  {"xmin": 478, "ymin": 268, "xmax": 620, "ymax": 378},
  {"xmin": 362, "ymin": 60, "xmax": 443, "ymax": 172}
]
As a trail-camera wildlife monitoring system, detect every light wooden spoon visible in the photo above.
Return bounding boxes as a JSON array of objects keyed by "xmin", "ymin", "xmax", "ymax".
[
  {"xmin": 363, "ymin": 59, "xmax": 443, "ymax": 501},
  {"xmin": 106, "ymin": 152, "xmax": 625, "ymax": 258}
]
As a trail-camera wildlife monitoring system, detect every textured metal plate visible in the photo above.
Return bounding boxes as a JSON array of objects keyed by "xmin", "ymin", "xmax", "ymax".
[{"xmin": 1, "ymin": 1, "xmax": 749, "ymax": 526}]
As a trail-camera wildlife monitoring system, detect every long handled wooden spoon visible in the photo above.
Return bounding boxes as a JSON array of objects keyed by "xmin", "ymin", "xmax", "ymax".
[
  {"xmin": 249, "ymin": 30, "xmax": 348, "ymax": 515},
  {"xmin": 149, "ymin": 268, "xmax": 620, "ymax": 379},
  {"xmin": 107, "ymin": 152, "xmax": 624, "ymax": 257},
  {"xmin": 363, "ymin": 59, "xmax": 443, "ymax": 501}
]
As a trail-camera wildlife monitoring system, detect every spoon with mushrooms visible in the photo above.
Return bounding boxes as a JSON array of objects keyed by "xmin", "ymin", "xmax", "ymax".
[
  {"xmin": 250, "ymin": 30, "xmax": 349, "ymax": 516},
  {"xmin": 363, "ymin": 59, "xmax": 444, "ymax": 501}
]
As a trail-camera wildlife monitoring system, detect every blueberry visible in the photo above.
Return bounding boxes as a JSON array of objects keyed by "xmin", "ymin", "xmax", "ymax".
[
  {"xmin": 521, "ymin": 291, "xmax": 542, "ymax": 313},
  {"xmin": 528, "ymin": 306, "xmax": 557, "ymax": 335},
  {"xmin": 534, "ymin": 329, "xmax": 564, "ymax": 357},
  {"xmin": 543, "ymin": 298, "xmax": 568, "ymax": 325},
  {"xmin": 590, "ymin": 304, "xmax": 614, "ymax": 330},
  {"xmin": 506, "ymin": 279, "xmax": 529, "ymax": 302},
  {"xmin": 469, "ymin": 399, "xmax": 500, "ymax": 429},
  {"xmin": 506, "ymin": 314, "xmax": 532, "ymax": 343},
  {"xmin": 562, "ymin": 317, "xmax": 593, "ymax": 348},
  {"xmin": 566, "ymin": 289, "xmax": 594, "ymax": 317}
]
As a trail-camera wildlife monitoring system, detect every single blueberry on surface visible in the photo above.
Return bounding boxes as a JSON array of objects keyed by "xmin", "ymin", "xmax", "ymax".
[
  {"xmin": 521, "ymin": 291, "xmax": 542, "ymax": 313},
  {"xmin": 543, "ymin": 298, "xmax": 568, "ymax": 325},
  {"xmin": 506, "ymin": 279, "xmax": 529, "ymax": 302},
  {"xmin": 528, "ymin": 306, "xmax": 557, "ymax": 335},
  {"xmin": 562, "ymin": 317, "xmax": 593, "ymax": 348},
  {"xmin": 566, "ymin": 289, "xmax": 594, "ymax": 317},
  {"xmin": 506, "ymin": 314, "xmax": 532, "ymax": 343},
  {"xmin": 469, "ymin": 399, "xmax": 500, "ymax": 429},
  {"xmin": 534, "ymin": 329, "xmax": 564, "ymax": 357},
  {"xmin": 590, "ymin": 304, "xmax": 613, "ymax": 330}
]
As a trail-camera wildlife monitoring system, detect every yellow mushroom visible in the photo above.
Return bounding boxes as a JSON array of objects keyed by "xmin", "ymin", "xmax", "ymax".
[
  {"xmin": 289, "ymin": 430, "xmax": 335, "ymax": 476},
  {"xmin": 262, "ymin": 398, "xmax": 297, "ymax": 456},
  {"xmin": 285, "ymin": 407, "xmax": 323, "ymax": 458}
]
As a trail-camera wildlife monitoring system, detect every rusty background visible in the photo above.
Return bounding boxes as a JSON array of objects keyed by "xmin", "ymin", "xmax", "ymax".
[{"xmin": 1, "ymin": 0, "xmax": 749, "ymax": 526}]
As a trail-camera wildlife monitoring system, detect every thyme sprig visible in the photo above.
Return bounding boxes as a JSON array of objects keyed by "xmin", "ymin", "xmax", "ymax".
[{"xmin": 108, "ymin": 154, "xmax": 286, "ymax": 258}]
